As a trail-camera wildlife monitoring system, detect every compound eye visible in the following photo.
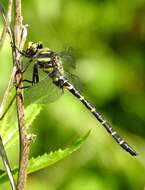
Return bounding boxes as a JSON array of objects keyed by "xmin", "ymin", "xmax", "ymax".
[{"xmin": 37, "ymin": 42, "xmax": 43, "ymax": 49}]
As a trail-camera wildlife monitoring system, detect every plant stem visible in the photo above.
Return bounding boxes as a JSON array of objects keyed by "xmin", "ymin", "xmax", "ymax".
[
  {"xmin": 13, "ymin": 0, "xmax": 29, "ymax": 189},
  {"xmin": 0, "ymin": 0, "xmax": 13, "ymax": 48}
]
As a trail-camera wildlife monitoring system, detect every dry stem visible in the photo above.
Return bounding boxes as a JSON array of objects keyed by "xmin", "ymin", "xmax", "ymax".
[{"xmin": 13, "ymin": 1, "xmax": 30, "ymax": 189}]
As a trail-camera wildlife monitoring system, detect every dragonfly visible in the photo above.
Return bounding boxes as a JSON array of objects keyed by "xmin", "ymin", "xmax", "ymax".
[{"xmin": 21, "ymin": 41, "xmax": 138, "ymax": 156}]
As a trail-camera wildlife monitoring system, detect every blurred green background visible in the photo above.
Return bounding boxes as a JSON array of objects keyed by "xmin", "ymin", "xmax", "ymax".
[{"xmin": 0, "ymin": 0, "xmax": 145, "ymax": 189}]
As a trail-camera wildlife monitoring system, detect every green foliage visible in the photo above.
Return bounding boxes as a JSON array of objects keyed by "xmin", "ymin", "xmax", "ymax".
[
  {"xmin": 0, "ymin": 102, "xmax": 42, "ymax": 150},
  {"xmin": 0, "ymin": 87, "xmax": 90, "ymax": 185},
  {"xmin": 0, "ymin": 125, "xmax": 90, "ymax": 184},
  {"xmin": 27, "ymin": 130, "xmax": 90, "ymax": 174}
]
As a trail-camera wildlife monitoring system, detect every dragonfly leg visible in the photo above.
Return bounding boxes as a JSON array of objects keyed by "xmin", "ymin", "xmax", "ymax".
[
  {"xmin": 20, "ymin": 63, "xmax": 39, "ymax": 88},
  {"xmin": 18, "ymin": 79, "xmax": 33, "ymax": 89},
  {"xmin": 32, "ymin": 63, "xmax": 39, "ymax": 84},
  {"xmin": 11, "ymin": 42, "xmax": 27, "ymax": 57},
  {"xmin": 23, "ymin": 79, "xmax": 33, "ymax": 84},
  {"xmin": 18, "ymin": 64, "xmax": 39, "ymax": 89},
  {"xmin": 15, "ymin": 79, "xmax": 33, "ymax": 90}
]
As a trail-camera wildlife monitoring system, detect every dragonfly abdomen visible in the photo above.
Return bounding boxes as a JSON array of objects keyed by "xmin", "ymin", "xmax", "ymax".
[{"xmin": 61, "ymin": 78, "xmax": 138, "ymax": 156}]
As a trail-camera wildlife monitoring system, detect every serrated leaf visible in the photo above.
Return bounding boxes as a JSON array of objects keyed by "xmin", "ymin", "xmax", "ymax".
[
  {"xmin": 0, "ymin": 130, "xmax": 91, "ymax": 184},
  {"xmin": 28, "ymin": 130, "xmax": 91, "ymax": 173},
  {"xmin": 25, "ymin": 104, "xmax": 42, "ymax": 128}
]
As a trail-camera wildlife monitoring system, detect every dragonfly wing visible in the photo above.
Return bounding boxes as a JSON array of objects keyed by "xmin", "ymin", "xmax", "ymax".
[
  {"xmin": 59, "ymin": 47, "xmax": 76, "ymax": 70},
  {"xmin": 64, "ymin": 71, "xmax": 83, "ymax": 93},
  {"xmin": 24, "ymin": 76, "xmax": 63, "ymax": 106},
  {"xmin": 59, "ymin": 47, "xmax": 83, "ymax": 92}
]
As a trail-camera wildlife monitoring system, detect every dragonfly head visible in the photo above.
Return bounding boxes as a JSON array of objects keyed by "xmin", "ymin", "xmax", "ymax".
[{"xmin": 25, "ymin": 41, "xmax": 43, "ymax": 56}]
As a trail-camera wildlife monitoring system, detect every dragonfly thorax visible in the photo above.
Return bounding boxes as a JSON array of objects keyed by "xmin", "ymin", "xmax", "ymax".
[
  {"xmin": 25, "ymin": 41, "xmax": 43, "ymax": 57},
  {"xmin": 25, "ymin": 42, "xmax": 64, "ymax": 81},
  {"xmin": 46, "ymin": 52, "xmax": 64, "ymax": 81}
]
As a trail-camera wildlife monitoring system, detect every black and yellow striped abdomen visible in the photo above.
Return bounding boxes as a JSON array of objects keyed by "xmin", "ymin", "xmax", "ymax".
[{"xmin": 61, "ymin": 78, "xmax": 138, "ymax": 156}]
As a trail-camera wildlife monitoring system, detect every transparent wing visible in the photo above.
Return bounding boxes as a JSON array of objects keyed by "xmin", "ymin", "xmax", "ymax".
[
  {"xmin": 24, "ymin": 76, "xmax": 63, "ymax": 106},
  {"xmin": 64, "ymin": 71, "xmax": 83, "ymax": 93},
  {"xmin": 22, "ymin": 57, "xmax": 35, "ymax": 82},
  {"xmin": 59, "ymin": 47, "xmax": 76, "ymax": 70},
  {"xmin": 59, "ymin": 47, "xmax": 83, "ymax": 92}
]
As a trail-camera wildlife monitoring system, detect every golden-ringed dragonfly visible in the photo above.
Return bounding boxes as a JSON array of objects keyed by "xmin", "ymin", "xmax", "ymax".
[{"xmin": 21, "ymin": 42, "xmax": 138, "ymax": 156}]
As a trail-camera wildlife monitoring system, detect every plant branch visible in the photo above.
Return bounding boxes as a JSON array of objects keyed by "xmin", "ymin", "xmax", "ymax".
[
  {"xmin": 0, "ymin": 136, "xmax": 16, "ymax": 190},
  {"xmin": 13, "ymin": 1, "xmax": 29, "ymax": 190},
  {"xmin": 0, "ymin": 1, "xmax": 16, "ymax": 119},
  {"xmin": 0, "ymin": 0, "xmax": 13, "ymax": 48}
]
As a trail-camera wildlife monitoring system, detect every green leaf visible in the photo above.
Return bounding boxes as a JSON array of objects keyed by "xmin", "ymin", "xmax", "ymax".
[
  {"xmin": 3, "ymin": 104, "xmax": 42, "ymax": 150},
  {"xmin": 28, "ymin": 130, "xmax": 91, "ymax": 173},
  {"xmin": 0, "ymin": 130, "xmax": 91, "ymax": 184},
  {"xmin": 0, "ymin": 86, "xmax": 16, "ymax": 136},
  {"xmin": 0, "ymin": 73, "xmax": 42, "ymax": 149}
]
